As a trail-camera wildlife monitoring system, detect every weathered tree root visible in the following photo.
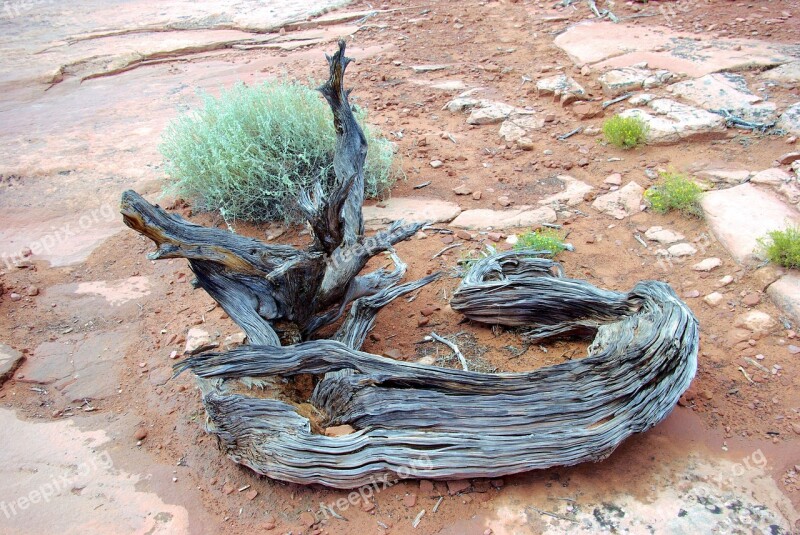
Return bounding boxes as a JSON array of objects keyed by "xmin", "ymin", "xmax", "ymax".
[
  {"xmin": 123, "ymin": 40, "xmax": 698, "ymax": 489},
  {"xmin": 177, "ymin": 251, "xmax": 698, "ymax": 488}
]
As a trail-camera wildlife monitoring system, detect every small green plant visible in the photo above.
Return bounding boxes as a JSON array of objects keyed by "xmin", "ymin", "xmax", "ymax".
[
  {"xmin": 644, "ymin": 171, "xmax": 703, "ymax": 217},
  {"xmin": 513, "ymin": 229, "xmax": 567, "ymax": 257},
  {"xmin": 758, "ymin": 226, "xmax": 800, "ymax": 269},
  {"xmin": 160, "ymin": 79, "xmax": 397, "ymax": 223},
  {"xmin": 602, "ymin": 114, "xmax": 649, "ymax": 149}
]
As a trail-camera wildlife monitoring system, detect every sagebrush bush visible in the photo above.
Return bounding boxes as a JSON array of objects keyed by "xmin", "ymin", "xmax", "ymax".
[
  {"xmin": 602, "ymin": 114, "xmax": 649, "ymax": 149},
  {"xmin": 644, "ymin": 171, "xmax": 703, "ymax": 217},
  {"xmin": 513, "ymin": 229, "xmax": 567, "ymax": 257},
  {"xmin": 160, "ymin": 80, "xmax": 397, "ymax": 223},
  {"xmin": 758, "ymin": 226, "xmax": 800, "ymax": 269}
]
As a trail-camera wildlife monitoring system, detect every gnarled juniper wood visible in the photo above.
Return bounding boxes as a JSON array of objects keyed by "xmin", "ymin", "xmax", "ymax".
[{"xmin": 121, "ymin": 40, "xmax": 698, "ymax": 489}]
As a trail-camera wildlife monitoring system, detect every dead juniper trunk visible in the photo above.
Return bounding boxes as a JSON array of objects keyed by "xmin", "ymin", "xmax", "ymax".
[{"xmin": 121, "ymin": 40, "xmax": 699, "ymax": 489}]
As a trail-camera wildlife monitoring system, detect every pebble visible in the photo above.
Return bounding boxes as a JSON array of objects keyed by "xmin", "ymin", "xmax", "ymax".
[
  {"xmin": 683, "ymin": 289, "xmax": 701, "ymax": 298},
  {"xmin": 692, "ymin": 258, "xmax": 722, "ymax": 272},
  {"xmin": 668, "ymin": 243, "xmax": 697, "ymax": 257},
  {"xmin": 245, "ymin": 489, "xmax": 258, "ymax": 501},
  {"xmin": 403, "ymin": 493, "xmax": 417, "ymax": 507},
  {"xmin": 447, "ymin": 480, "xmax": 471, "ymax": 495},
  {"xmin": 788, "ymin": 345, "xmax": 800, "ymax": 354},
  {"xmin": 441, "ymin": 235, "xmax": 454, "ymax": 244},
  {"xmin": 718, "ymin": 275, "xmax": 734, "ymax": 287},
  {"xmin": 418, "ymin": 317, "xmax": 430, "ymax": 327},
  {"xmin": 9, "ymin": 293, "xmax": 21, "ymax": 301},
  {"xmin": 419, "ymin": 480, "xmax": 435, "ymax": 494},
  {"xmin": 487, "ymin": 232, "xmax": 503, "ymax": 242},
  {"xmin": 361, "ymin": 500, "xmax": 375, "ymax": 512},
  {"xmin": 472, "ymin": 191, "xmax": 482, "ymax": 200},
  {"xmin": 25, "ymin": 286, "xmax": 39, "ymax": 296},
  {"xmin": 778, "ymin": 152, "xmax": 800, "ymax": 165},
  {"xmin": 704, "ymin": 292, "xmax": 724, "ymax": 306},
  {"xmin": 133, "ymin": 428, "xmax": 148, "ymax": 441},
  {"xmin": 456, "ymin": 230, "xmax": 474, "ymax": 241},
  {"xmin": 420, "ymin": 305, "xmax": 437, "ymax": 317},
  {"xmin": 786, "ymin": 136, "xmax": 797, "ymax": 144},
  {"xmin": 742, "ymin": 293, "xmax": 761, "ymax": 306},
  {"xmin": 299, "ymin": 512, "xmax": 317, "ymax": 527},
  {"xmin": 430, "ymin": 160, "xmax": 443, "ymax": 168},
  {"xmin": 453, "ymin": 184, "xmax": 472, "ymax": 195},
  {"xmin": 263, "ymin": 515, "xmax": 277, "ymax": 530},
  {"xmin": 604, "ymin": 173, "xmax": 622, "ymax": 186},
  {"xmin": 497, "ymin": 196, "xmax": 511, "ymax": 207}
]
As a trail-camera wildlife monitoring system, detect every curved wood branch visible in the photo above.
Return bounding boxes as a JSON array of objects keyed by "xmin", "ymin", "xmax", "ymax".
[{"xmin": 177, "ymin": 260, "xmax": 698, "ymax": 488}]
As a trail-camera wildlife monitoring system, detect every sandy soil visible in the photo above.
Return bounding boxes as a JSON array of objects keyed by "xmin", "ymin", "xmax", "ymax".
[{"xmin": 1, "ymin": 0, "xmax": 800, "ymax": 534}]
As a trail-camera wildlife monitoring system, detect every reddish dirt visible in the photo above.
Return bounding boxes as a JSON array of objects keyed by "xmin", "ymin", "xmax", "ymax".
[{"xmin": 1, "ymin": 1, "xmax": 800, "ymax": 534}]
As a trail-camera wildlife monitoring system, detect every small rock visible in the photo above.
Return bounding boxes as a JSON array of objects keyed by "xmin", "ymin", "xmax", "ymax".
[
  {"xmin": 742, "ymin": 293, "xmax": 761, "ymax": 306},
  {"xmin": 245, "ymin": 489, "xmax": 258, "ymax": 501},
  {"xmin": 430, "ymin": 160, "xmax": 443, "ymax": 168},
  {"xmin": 701, "ymin": 390, "xmax": 713, "ymax": 401},
  {"xmin": 420, "ymin": 305, "xmax": 437, "ymax": 317},
  {"xmin": 497, "ymin": 196, "xmax": 512, "ymax": 207},
  {"xmin": 683, "ymin": 289, "xmax": 701, "ymax": 298},
  {"xmin": 361, "ymin": 500, "xmax": 375, "ymax": 512},
  {"xmin": 299, "ymin": 512, "xmax": 317, "ymax": 527},
  {"xmin": 472, "ymin": 191, "xmax": 482, "ymax": 200},
  {"xmin": 9, "ymin": 293, "xmax": 21, "ymax": 302},
  {"xmin": 718, "ymin": 275, "xmax": 734, "ymax": 287},
  {"xmin": 692, "ymin": 258, "xmax": 722, "ymax": 272},
  {"xmin": 456, "ymin": 229, "xmax": 473, "ymax": 240},
  {"xmin": 490, "ymin": 478, "xmax": 504, "ymax": 488},
  {"xmin": 571, "ymin": 102, "xmax": 601, "ymax": 119},
  {"xmin": 604, "ymin": 173, "xmax": 622, "ymax": 186},
  {"xmin": 441, "ymin": 235, "xmax": 454, "ymax": 244},
  {"xmin": 453, "ymin": 183, "xmax": 472, "ymax": 195},
  {"xmin": 184, "ymin": 328, "xmax": 213, "ymax": 354},
  {"xmin": 403, "ymin": 493, "xmax": 417, "ymax": 507},
  {"xmin": 668, "ymin": 243, "xmax": 698, "ymax": 257},
  {"xmin": 418, "ymin": 317, "xmax": 430, "ymax": 327},
  {"xmin": 133, "ymin": 427, "xmax": 148, "ymax": 441},
  {"xmin": 263, "ymin": 515, "xmax": 277, "ymax": 530},
  {"xmin": 704, "ymin": 292, "xmax": 724, "ymax": 306},
  {"xmin": 645, "ymin": 226, "xmax": 685, "ymax": 244},
  {"xmin": 778, "ymin": 152, "xmax": 800, "ymax": 165},
  {"xmin": 222, "ymin": 483, "xmax": 235, "ymax": 495},
  {"xmin": 487, "ymin": 232, "xmax": 502, "ymax": 242},
  {"xmin": 750, "ymin": 168, "xmax": 791, "ymax": 185},
  {"xmin": 516, "ymin": 137, "xmax": 535, "ymax": 150},
  {"xmin": 592, "ymin": 181, "xmax": 644, "ymax": 219},
  {"xmin": 788, "ymin": 345, "xmax": 800, "ymax": 354},
  {"xmin": 792, "ymin": 423, "xmax": 800, "ymax": 435},
  {"xmin": 544, "ymin": 113, "xmax": 556, "ymax": 123},
  {"xmin": 419, "ymin": 480, "xmax": 435, "ymax": 494},
  {"xmin": 734, "ymin": 310, "xmax": 776, "ymax": 337},
  {"xmin": 447, "ymin": 480, "xmax": 471, "ymax": 495},
  {"xmin": 25, "ymin": 286, "xmax": 39, "ymax": 296}
]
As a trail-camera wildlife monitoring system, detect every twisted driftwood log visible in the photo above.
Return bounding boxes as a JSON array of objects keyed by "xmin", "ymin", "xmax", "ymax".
[{"xmin": 122, "ymin": 40, "xmax": 698, "ymax": 489}]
